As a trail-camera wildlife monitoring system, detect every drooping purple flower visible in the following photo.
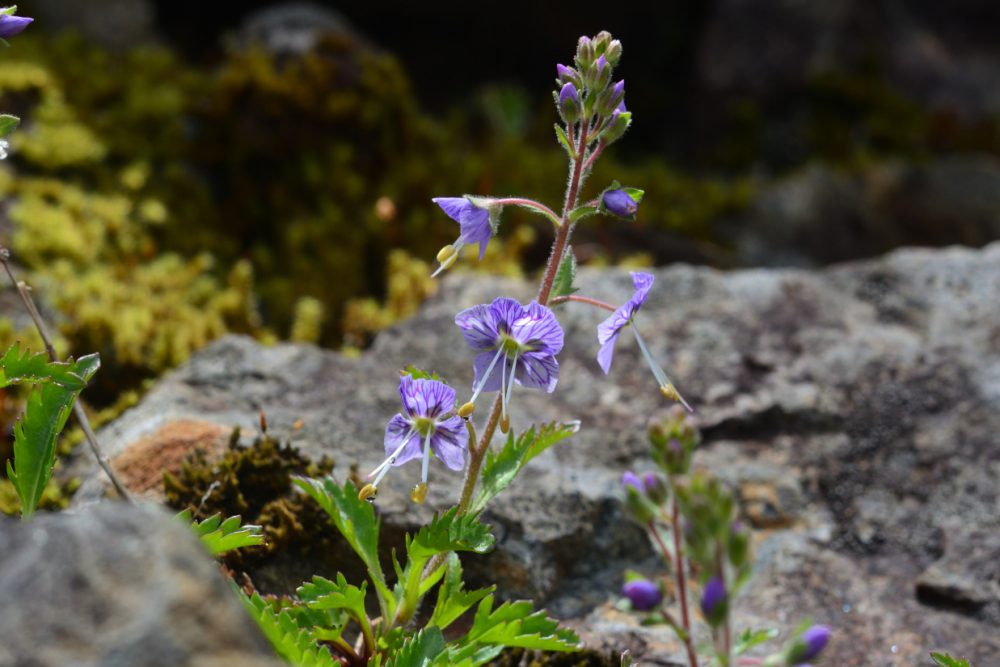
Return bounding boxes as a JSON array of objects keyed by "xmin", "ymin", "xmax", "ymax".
[
  {"xmin": 455, "ymin": 297, "xmax": 564, "ymax": 419},
  {"xmin": 431, "ymin": 196, "xmax": 494, "ymax": 275},
  {"xmin": 786, "ymin": 625, "xmax": 832, "ymax": 665},
  {"xmin": 623, "ymin": 578, "xmax": 662, "ymax": 611},
  {"xmin": 602, "ymin": 189, "xmax": 638, "ymax": 218},
  {"xmin": 596, "ymin": 272, "xmax": 692, "ymax": 411},
  {"xmin": 368, "ymin": 375, "xmax": 467, "ymax": 493},
  {"xmin": 0, "ymin": 13, "xmax": 32, "ymax": 39},
  {"xmin": 700, "ymin": 576, "xmax": 727, "ymax": 623}
]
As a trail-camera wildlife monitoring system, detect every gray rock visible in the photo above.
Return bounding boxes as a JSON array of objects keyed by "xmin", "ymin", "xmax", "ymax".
[
  {"xmin": 0, "ymin": 502, "xmax": 283, "ymax": 667},
  {"xmin": 74, "ymin": 242, "xmax": 1000, "ymax": 663}
]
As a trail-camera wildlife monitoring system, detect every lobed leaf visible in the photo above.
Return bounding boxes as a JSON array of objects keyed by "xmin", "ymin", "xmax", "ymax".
[
  {"xmin": 930, "ymin": 653, "xmax": 973, "ymax": 667},
  {"xmin": 554, "ymin": 124, "xmax": 573, "ymax": 156},
  {"xmin": 239, "ymin": 590, "xmax": 338, "ymax": 667},
  {"xmin": 179, "ymin": 510, "xmax": 264, "ymax": 555},
  {"xmin": 386, "ymin": 627, "xmax": 446, "ymax": 667},
  {"xmin": 299, "ymin": 573, "xmax": 368, "ymax": 621},
  {"xmin": 0, "ymin": 343, "xmax": 88, "ymax": 391},
  {"xmin": 428, "ymin": 553, "xmax": 495, "ymax": 632},
  {"xmin": 0, "ymin": 114, "xmax": 17, "ymax": 138},
  {"xmin": 470, "ymin": 422, "xmax": 577, "ymax": 515},
  {"xmin": 7, "ymin": 353, "xmax": 99, "ymax": 518},
  {"xmin": 733, "ymin": 627, "xmax": 778, "ymax": 656}
]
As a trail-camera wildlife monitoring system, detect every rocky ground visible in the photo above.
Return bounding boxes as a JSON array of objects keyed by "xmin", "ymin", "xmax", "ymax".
[{"xmin": 53, "ymin": 241, "xmax": 1000, "ymax": 665}]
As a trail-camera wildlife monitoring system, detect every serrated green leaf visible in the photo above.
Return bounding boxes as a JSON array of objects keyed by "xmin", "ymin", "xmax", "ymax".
[
  {"xmin": 386, "ymin": 627, "xmax": 446, "ymax": 667},
  {"xmin": 445, "ymin": 595, "xmax": 580, "ymax": 662},
  {"xmin": 930, "ymin": 652, "xmax": 973, "ymax": 667},
  {"xmin": 8, "ymin": 353, "xmax": 99, "ymax": 518},
  {"xmin": 429, "ymin": 553, "xmax": 495, "ymax": 631},
  {"xmin": 239, "ymin": 589, "xmax": 338, "ymax": 667},
  {"xmin": 0, "ymin": 114, "xmax": 19, "ymax": 139},
  {"xmin": 0, "ymin": 343, "xmax": 89, "ymax": 391},
  {"xmin": 551, "ymin": 249, "xmax": 579, "ymax": 300},
  {"xmin": 470, "ymin": 422, "xmax": 578, "ymax": 515},
  {"xmin": 294, "ymin": 476, "xmax": 393, "ymax": 614},
  {"xmin": 402, "ymin": 366, "xmax": 444, "ymax": 382},
  {"xmin": 179, "ymin": 511, "xmax": 264, "ymax": 555},
  {"xmin": 554, "ymin": 124, "xmax": 573, "ymax": 155},
  {"xmin": 299, "ymin": 573, "xmax": 368, "ymax": 618},
  {"xmin": 733, "ymin": 627, "xmax": 778, "ymax": 656}
]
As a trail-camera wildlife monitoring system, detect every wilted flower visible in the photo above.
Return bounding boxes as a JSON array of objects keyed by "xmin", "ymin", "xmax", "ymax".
[
  {"xmin": 454, "ymin": 297, "xmax": 564, "ymax": 421},
  {"xmin": 431, "ymin": 196, "xmax": 495, "ymax": 277},
  {"xmin": 596, "ymin": 272, "xmax": 691, "ymax": 411},
  {"xmin": 364, "ymin": 375, "xmax": 466, "ymax": 501},
  {"xmin": 623, "ymin": 578, "xmax": 662, "ymax": 611},
  {"xmin": 0, "ymin": 12, "xmax": 32, "ymax": 39}
]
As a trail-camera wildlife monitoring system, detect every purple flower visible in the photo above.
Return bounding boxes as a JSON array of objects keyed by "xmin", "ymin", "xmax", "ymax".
[
  {"xmin": 602, "ymin": 189, "xmax": 638, "ymax": 218},
  {"xmin": 455, "ymin": 297, "xmax": 564, "ymax": 420},
  {"xmin": 786, "ymin": 625, "xmax": 832, "ymax": 665},
  {"xmin": 559, "ymin": 82, "xmax": 578, "ymax": 106},
  {"xmin": 700, "ymin": 576, "xmax": 727, "ymax": 623},
  {"xmin": 0, "ymin": 13, "xmax": 32, "ymax": 39},
  {"xmin": 621, "ymin": 471, "xmax": 642, "ymax": 492},
  {"xmin": 623, "ymin": 578, "xmax": 662, "ymax": 611},
  {"xmin": 596, "ymin": 272, "xmax": 692, "ymax": 411},
  {"xmin": 367, "ymin": 375, "xmax": 467, "ymax": 493},
  {"xmin": 431, "ymin": 196, "xmax": 494, "ymax": 275}
]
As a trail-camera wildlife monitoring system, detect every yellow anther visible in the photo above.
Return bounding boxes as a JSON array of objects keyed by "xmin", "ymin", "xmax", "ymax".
[
  {"xmin": 500, "ymin": 414, "xmax": 510, "ymax": 434},
  {"xmin": 436, "ymin": 244, "xmax": 457, "ymax": 264},
  {"xmin": 660, "ymin": 383, "xmax": 680, "ymax": 402},
  {"xmin": 410, "ymin": 482, "xmax": 428, "ymax": 504},
  {"xmin": 458, "ymin": 401, "xmax": 476, "ymax": 418},
  {"xmin": 358, "ymin": 483, "xmax": 378, "ymax": 502}
]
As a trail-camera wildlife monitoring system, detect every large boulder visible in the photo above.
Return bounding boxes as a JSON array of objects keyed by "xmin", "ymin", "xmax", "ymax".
[
  {"xmin": 0, "ymin": 502, "xmax": 283, "ymax": 667},
  {"xmin": 74, "ymin": 242, "xmax": 1000, "ymax": 664}
]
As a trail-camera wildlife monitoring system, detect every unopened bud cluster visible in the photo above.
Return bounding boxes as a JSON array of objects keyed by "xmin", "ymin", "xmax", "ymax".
[
  {"xmin": 649, "ymin": 405, "xmax": 699, "ymax": 476},
  {"xmin": 554, "ymin": 30, "xmax": 631, "ymax": 146}
]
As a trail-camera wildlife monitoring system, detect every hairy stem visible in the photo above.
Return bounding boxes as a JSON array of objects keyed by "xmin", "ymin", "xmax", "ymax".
[
  {"xmin": 492, "ymin": 198, "xmax": 561, "ymax": 226},
  {"xmin": 651, "ymin": 519, "xmax": 699, "ymax": 667},
  {"xmin": 550, "ymin": 294, "xmax": 617, "ymax": 312},
  {"xmin": 0, "ymin": 247, "xmax": 132, "ymax": 503}
]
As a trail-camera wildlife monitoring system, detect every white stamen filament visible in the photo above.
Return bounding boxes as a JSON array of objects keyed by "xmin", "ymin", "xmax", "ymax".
[
  {"xmin": 469, "ymin": 346, "xmax": 505, "ymax": 405},
  {"xmin": 503, "ymin": 353, "xmax": 519, "ymax": 420},
  {"xmin": 420, "ymin": 428, "xmax": 433, "ymax": 484},
  {"xmin": 431, "ymin": 240, "xmax": 464, "ymax": 278},
  {"xmin": 368, "ymin": 426, "xmax": 416, "ymax": 487},
  {"xmin": 631, "ymin": 325, "xmax": 693, "ymax": 412}
]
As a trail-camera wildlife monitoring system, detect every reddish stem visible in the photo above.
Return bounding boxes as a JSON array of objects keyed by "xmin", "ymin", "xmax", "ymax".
[
  {"xmin": 650, "ymin": 520, "xmax": 699, "ymax": 667},
  {"xmin": 550, "ymin": 294, "xmax": 616, "ymax": 312}
]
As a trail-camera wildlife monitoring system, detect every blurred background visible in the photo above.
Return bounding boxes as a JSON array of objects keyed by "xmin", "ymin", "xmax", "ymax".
[{"xmin": 1, "ymin": 0, "xmax": 999, "ymax": 408}]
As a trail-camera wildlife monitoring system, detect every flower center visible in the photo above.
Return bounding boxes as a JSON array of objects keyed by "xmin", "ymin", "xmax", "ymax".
[
  {"xmin": 499, "ymin": 334, "xmax": 531, "ymax": 358},
  {"xmin": 413, "ymin": 416, "xmax": 436, "ymax": 437}
]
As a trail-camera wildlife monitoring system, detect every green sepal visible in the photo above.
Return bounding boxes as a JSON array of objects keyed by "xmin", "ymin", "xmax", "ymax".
[
  {"xmin": 8, "ymin": 353, "xmax": 99, "ymax": 519},
  {"xmin": 550, "ymin": 248, "xmax": 579, "ymax": 300},
  {"xmin": 470, "ymin": 421, "xmax": 579, "ymax": 515},
  {"xmin": 179, "ymin": 510, "xmax": 264, "ymax": 555},
  {"xmin": 930, "ymin": 653, "xmax": 973, "ymax": 667},
  {"xmin": 554, "ymin": 124, "xmax": 573, "ymax": 155},
  {"xmin": 0, "ymin": 114, "xmax": 19, "ymax": 139},
  {"xmin": 402, "ymin": 366, "xmax": 445, "ymax": 383},
  {"xmin": 0, "ymin": 343, "xmax": 88, "ymax": 391},
  {"xmin": 428, "ymin": 553, "xmax": 495, "ymax": 631},
  {"xmin": 0, "ymin": 6, "xmax": 17, "ymax": 16},
  {"xmin": 733, "ymin": 627, "xmax": 779, "ymax": 656},
  {"xmin": 293, "ymin": 476, "xmax": 394, "ymax": 617}
]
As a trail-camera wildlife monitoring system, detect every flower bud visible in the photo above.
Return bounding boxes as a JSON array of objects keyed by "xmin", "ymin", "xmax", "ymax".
[
  {"xmin": 601, "ymin": 111, "xmax": 632, "ymax": 144},
  {"xmin": 621, "ymin": 471, "xmax": 643, "ymax": 493},
  {"xmin": 784, "ymin": 625, "xmax": 832, "ymax": 665},
  {"xmin": 608, "ymin": 80, "xmax": 625, "ymax": 112},
  {"xmin": 700, "ymin": 576, "xmax": 728, "ymax": 626},
  {"xmin": 557, "ymin": 82, "xmax": 580, "ymax": 124},
  {"xmin": 622, "ymin": 578, "xmax": 663, "ymax": 611},
  {"xmin": 593, "ymin": 31, "xmax": 613, "ymax": 54},
  {"xmin": 575, "ymin": 36, "xmax": 595, "ymax": 68},
  {"xmin": 602, "ymin": 189, "xmax": 638, "ymax": 219},
  {"xmin": 622, "ymin": 471, "xmax": 656, "ymax": 524},
  {"xmin": 585, "ymin": 54, "xmax": 612, "ymax": 92},
  {"xmin": 556, "ymin": 63, "xmax": 581, "ymax": 89},
  {"xmin": 642, "ymin": 472, "xmax": 668, "ymax": 505},
  {"xmin": 606, "ymin": 39, "xmax": 623, "ymax": 66},
  {"xmin": 728, "ymin": 520, "xmax": 750, "ymax": 567}
]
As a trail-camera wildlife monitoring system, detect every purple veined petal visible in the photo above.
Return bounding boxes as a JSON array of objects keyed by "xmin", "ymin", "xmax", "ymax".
[
  {"xmin": 598, "ymin": 307, "xmax": 631, "ymax": 345},
  {"xmin": 597, "ymin": 330, "xmax": 620, "ymax": 374},
  {"xmin": 0, "ymin": 15, "xmax": 32, "ymax": 39},
  {"xmin": 432, "ymin": 197, "xmax": 472, "ymax": 223},
  {"xmin": 430, "ymin": 416, "xmax": 468, "ymax": 471},
  {"xmin": 472, "ymin": 350, "xmax": 506, "ymax": 393},
  {"xmin": 455, "ymin": 303, "xmax": 501, "ymax": 351},
  {"xmin": 488, "ymin": 297, "xmax": 527, "ymax": 335},
  {"xmin": 515, "ymin": 352, "xmax": 559, "ymax": 392},
  {"xmin": 458, "ymin": 203, "xmax": 493, "ymax": 260},
  {"xmin": 512, "ymin": 301, "xmax": 564, "ymax": 355},
  {"xmin": 399, "ymin": 376, "xmax": 456, "ymax": 419},
  {"xmin": 383, "ymin": 413, "xmax": 422, "ymax": 465}
]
